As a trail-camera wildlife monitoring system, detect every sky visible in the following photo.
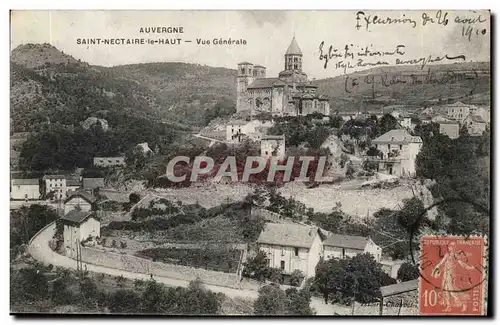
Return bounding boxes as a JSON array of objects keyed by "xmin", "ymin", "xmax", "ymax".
[{"xmin": 10, "ymin": 10, "xmax": 491, "ymax": 79}]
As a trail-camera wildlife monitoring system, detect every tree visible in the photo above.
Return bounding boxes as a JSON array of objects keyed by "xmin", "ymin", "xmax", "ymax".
[
  {"xmin": 243, "ymin": 250, "xmax": 270, "ymax": 281},
  {"xmin": 314, "ymin": 254, "xmax": 394, "ymax": 305},
  {"xmin": 129, "ymin": 193, "xmax": 141, "ymax": 205},
  {"xmin": 285, "ymin": 288, "xmax": 314, "ymax": 315},
  {"xmin": 79, "ymin": 276, "xmax": 100, "ymax": 307},
  {"xmin": 253, "ymin": 284, "xmax": 286, "ymax": 315},
  {"xmin": 10, "ymin": 204, "xmax": 59, "ymax": 247},
  {"xmin": 377, "ymin": 114, "xmax": 399, "ymax": 135},
  {"xmin": 290, "ymin": 269, "xmax": 305, "ymax": 287},
  {"xmin": 366, "ymin": 146, "xmax": 382, "ymax": 157},
  {"xmin": 109, "ymin": 289, "xmax": 141, "ymax": 314},
  {"xmin": 179, "ymin": 279, "xmax": 222, "ymax": 315},
  {"xmin": 10, "ymin": 267, "xmax": 49, "ymax": 303},
  {"xmin": 397, "ymin": 262, "xmax": 419, "ymax": 282},
  {"xmin": 140, "ymin": 280, "xmax": 166, "ymax": 314}
]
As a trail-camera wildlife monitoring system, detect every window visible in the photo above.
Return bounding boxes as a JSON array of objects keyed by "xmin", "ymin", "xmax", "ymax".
[
  {"xmin": 280, "ymin": 261, "xmax": 285, "ymax": 270},
  {"xmin": 288, "ymin": 57, "xmax": 292, "ymax": 62},
  {"xmin": 231, "ymin": 128, "xmax": 234, "ymax": 133},
  {"xmin": 387, "ymin": 144, "xmax": 390, "ymax": 150},
  {"xmin": 399, "ymin": 145, "xmax": 403, "ymax": 150},
  {"xmin": 294, "ymin": 57, "xmax": 298, "ymax": 62},
  {"xmin": 294, "ymin": 247, "xmax": 299, "ymax": 256},
  {"xmin": 238, "ymin": 128, "xmax": 241, "ymax": 133},
  {"xmin": 294, "ymin": 64, "xmax": 298, "ymax": 69},
  {"xmin": 281, "ymin": 248, "xmax": 285, "ymax": 256},
  {"xmin": 265, "ymin": 151, "xmax": 268, "ymax": 156},
  {"xmin": 342, "ymin": 248, "xmax": 346, "ymax": 259},
  {"xmin": 241, "ymin": 68, "xmax": 245, "ymax": 74},
  {"xmin": 266, "ymin": 259, "xmax": 271, "ymax": 266}
]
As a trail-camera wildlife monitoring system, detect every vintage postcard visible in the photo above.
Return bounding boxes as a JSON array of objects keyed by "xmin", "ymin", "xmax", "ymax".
[{"xmin": 10, "ymin": 10, "xmax": 491, "ymax": 316}]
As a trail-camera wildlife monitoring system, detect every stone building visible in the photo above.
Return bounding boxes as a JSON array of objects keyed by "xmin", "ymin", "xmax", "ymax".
[
  {"xmin": 437, "ymin": 120, "xmax": 460, "ymax": 139},
  {"xmin": 323, "ymin": 234, "xmax": 382, "ymax": 262},
  {"xmin": 370, "ymin": 129, "xmax": 423, "ymax": 177},
  {"xmin": 10, "ymin": 179, "xmax": 40, "ymax": 200},
  {"xmin": 462, "ymin": 114, "xmax": 487, "ymax": 136},
  {"xmin": 260, "ymin": 135, "xmax": 286, "ymax": 159},
  {"xmin": 64, "ymin": 191, "xmax": 97, "ymax": 215},
  {"xmin": 256, "ymin": 222, "xmax": 323, "ymax": 278},
  {"xmin": 60, "ymin": 210, "xmax": 100, "ymax": 259},
  {"xmin": 236, "ymin": 37, "xmax": 330, "ymax": 116}
]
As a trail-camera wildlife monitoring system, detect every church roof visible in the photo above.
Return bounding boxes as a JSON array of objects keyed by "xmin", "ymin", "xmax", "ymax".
[
  {"xmin": 247, "ymin": 78, "xmax": 287, "ymax": 89},
  {"xmin": 285, "ymin": 36, "xmax": 303, "ymax": 55}
]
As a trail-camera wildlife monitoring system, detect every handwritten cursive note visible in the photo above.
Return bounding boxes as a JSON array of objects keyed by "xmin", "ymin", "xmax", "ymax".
[
  {"xmin": 355, "ymin": 10, "xmax": 489, "ymax": 42},
  {"xmin": 318, "ymin": 41, "xmax": 466, "ymax": 74}
]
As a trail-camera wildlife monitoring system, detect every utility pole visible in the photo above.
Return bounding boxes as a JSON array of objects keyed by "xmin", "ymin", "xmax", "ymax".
[{"xmin": 351, "ymin": 276, "xmax": 359, "ymax": 316}]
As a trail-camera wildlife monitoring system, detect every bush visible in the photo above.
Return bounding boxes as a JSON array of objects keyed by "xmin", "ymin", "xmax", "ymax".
[
  {"xmin": 290, "ymin": 269, "xmax": 305, "ymax": 287},
  {"xmin": 397, "ymin": 262, "xmax": 419, "ymax": 282}
]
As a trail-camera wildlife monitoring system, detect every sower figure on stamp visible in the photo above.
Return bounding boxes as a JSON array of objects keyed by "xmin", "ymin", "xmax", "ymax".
[{"xmin": 432, "ymin": 242, "xmax": 476, "ymax": 312}]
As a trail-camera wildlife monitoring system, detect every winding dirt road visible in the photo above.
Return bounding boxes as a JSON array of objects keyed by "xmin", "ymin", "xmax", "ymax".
[{"xmin": 28, "ymin": 222, "xmax": 339, "ymax": 315}]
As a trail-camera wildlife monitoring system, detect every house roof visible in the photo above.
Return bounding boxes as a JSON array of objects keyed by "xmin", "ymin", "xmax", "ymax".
[
  {"xmin": 380, "ymin": 279, "xmax": 419, "ymax": 297},
  {"xmin": 238, "ymin": 61, "xmax": 253, "ymax": 65},
  {"xmin": 467, "ymin": 114, "xmax": 486, "ymax": 123},
  {"xmin": 247, "ymin": 78, "xmax": 287, "ymax": 89},
  {"xmin": 372, "ymin": 129, "xmax": 422, "ymax": 144},
  {"xmin": 438, "ymin": 120, "xmax": 459, "ymax": 125},
  {"xmin": 64, "ymin": 191, "xmax": 97, "ymax": 204},
  {"xmin": 323, "ymin": 234, "xmax": 370, "ymax": 250},
  {"xmin": 83, "ymin": 178, "xmax": 105, "ymax": 189},
  {"xmin": 285, "ymin": 36, "xmax": 303, "ymax": 55},
  {"xmin": 12, "ymin": 179, "xmax": 39, "ymax": 186},
  {"xmin": 228, "ymin": 120, "xmax": 249, "ymax": 126},
  {"xmin": 66, "ymin": 179, "xmax": 81, "ymax": 187},
  {"xmin": 261, "ymin": 135, "xmax": 285, "ymax": 141},
  {"xmin": 42, "ymin": 174, "xmax": 66, "ymax": 180},
  {"xmin": 60, "ymin": 210, "xmax": 97, "ymax": 225},
  {"xmin": 253, "ymin": 65, "xmax": 266, "ymax": 69},
  {"xmin": 257, "ymin": 223, "xmax": 319, "ymax": 248}
]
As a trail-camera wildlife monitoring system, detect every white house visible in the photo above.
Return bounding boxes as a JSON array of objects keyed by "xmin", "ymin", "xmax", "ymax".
[
  {"xmin": 42, "ymin": 175, "xmax": 67, "ymax": 200},
  {"xmin": 469, "ymin": 105, "xmax": 490, "ymax": 123},
  {"xmin": 370, "ymin": 129, "xmax": 423, "ymax": 177},
  {"xmin": 60, "ymin": 210, "xmax": 100, "ymax": 259},
  {"xmin": 323, "ymin": 234, "xmax": 382, "ymax": 262},
  {"xmin": 445, "ymin": 101, "xmax": 471, "ymax": 121},
  {"xmin": 437, "ymin": 121, "xmax": 460, "ymax": 139},
  {"xmin": 10, "ymin": 179, "xmax": 40, "ymax": 200},
  {"xmin": 93, "ymin": 157, "xmax": 126, "ymax": 168},
  {"xmin": 256, "ymin": 223, "xmax": 323, "ymax": 277},
  {"xmin": 63, "ymin": 191, "xmax": 97, "ymax": 214},
  {"xmin": 226, "ymin": 120, "xmax": 252, "ymax": 142},
  {"xmin": 226, "ymin": 119, "xmax": 274, "ymax": 143},
  {"xmin": 462, "ymin": 114, "xmax": 487, "ymax": 136},
  {"xmin": 260, "ymin": 135, "xmax": 286, "ymax": 159}
]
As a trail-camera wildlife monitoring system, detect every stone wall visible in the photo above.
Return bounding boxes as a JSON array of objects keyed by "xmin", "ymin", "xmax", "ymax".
[{"xmin": 79, "ymin": 246, "xmax": 241, "ymax": 288}]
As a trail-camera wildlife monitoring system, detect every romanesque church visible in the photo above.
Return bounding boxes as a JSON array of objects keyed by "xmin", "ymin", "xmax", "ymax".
[{"xmin": 236, "ymin": 37, "xmax": 330, "ymax": 116}]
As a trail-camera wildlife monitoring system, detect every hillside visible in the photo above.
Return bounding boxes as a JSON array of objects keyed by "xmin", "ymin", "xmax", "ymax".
[
  {"xmin": 10, "ymin": 43, "xmax": 166, "ymax": 133},
  {"xmin": 104, "ymin": 63, "xmax": 237, "ymax": 126},
  {"xmin": 314, "ymin": 62, "xmax": 490, "ymax": 112}
]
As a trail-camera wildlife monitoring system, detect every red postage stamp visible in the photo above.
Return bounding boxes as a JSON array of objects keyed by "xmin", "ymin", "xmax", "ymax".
[{"xmin": 419, "ymin": 235, "xmax": 487, "ymax": 316}]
